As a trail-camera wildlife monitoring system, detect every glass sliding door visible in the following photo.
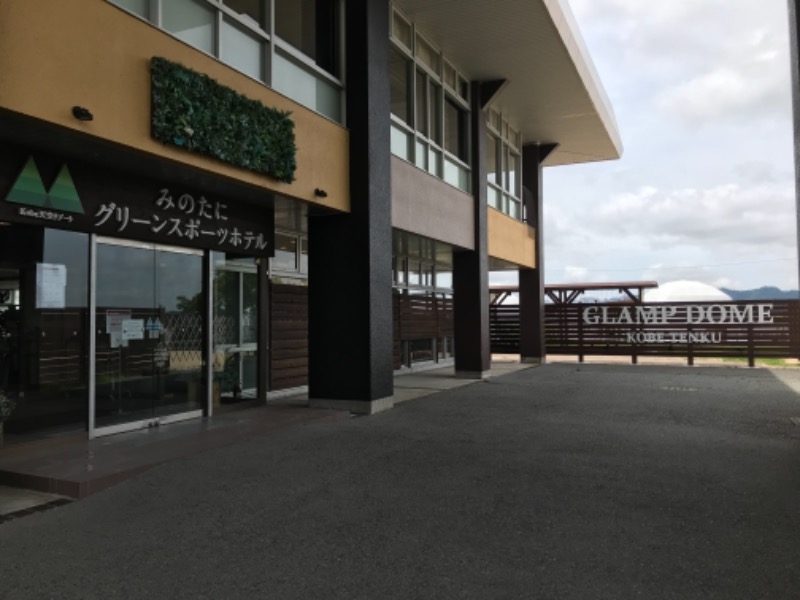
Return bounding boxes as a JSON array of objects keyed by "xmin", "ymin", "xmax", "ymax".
[
  {"xmin": 93, "ymin": 238, "xmax": 205, "ymax": 434},
  {"xmin": 211, "ymin": 252, "xmax": 258, "ymax": 405}
]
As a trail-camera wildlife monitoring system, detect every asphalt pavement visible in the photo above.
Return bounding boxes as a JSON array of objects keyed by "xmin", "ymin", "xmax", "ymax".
[{"xmin": 2, "ymin": 363, "xmax": 800, "ymax": 599}]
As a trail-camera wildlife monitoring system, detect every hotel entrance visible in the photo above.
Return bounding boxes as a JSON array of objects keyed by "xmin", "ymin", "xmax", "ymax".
[
  {"xmin": 0, "ymin": 148, "xmax": 275, "ymax": 441},
  {"xmin": 92, "ymin": 238, "xmax": 205, "ymax": 436},
  {"xmin": 0, "ymin": 224, "xmax": 268, "ymax": 441}
]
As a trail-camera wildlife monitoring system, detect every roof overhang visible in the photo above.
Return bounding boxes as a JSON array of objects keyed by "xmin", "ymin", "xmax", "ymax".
[{"xmin": 391, "ymin": 0, "xmax": 623, "ymax": 166}]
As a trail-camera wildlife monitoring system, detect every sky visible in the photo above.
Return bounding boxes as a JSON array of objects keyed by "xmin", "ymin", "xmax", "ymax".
[{"xmin": 532, "ymin": 0, "xmax": 798, "ymax": 292}]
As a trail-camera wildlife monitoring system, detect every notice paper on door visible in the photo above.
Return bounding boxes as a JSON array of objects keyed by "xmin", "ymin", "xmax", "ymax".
[
  {"xmin": 121, "ymin": 319, "xmax": 145, "ymax": 341},
  {"xmin": 35, "ymin": 263, "xmax": 66, "ymax": 309},
  {"xmin": 106, "ymin": 310, "xmax": 132, "ymax": 334}
]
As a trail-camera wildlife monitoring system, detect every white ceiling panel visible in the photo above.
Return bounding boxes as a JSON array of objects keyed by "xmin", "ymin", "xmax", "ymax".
[{"xmin": 391, "ymin": 0, "xmax": 623, "ymax": 166}]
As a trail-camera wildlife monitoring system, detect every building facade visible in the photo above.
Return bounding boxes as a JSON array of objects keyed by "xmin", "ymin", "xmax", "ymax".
[{"xmin": 0, "ymin": 0, "xmax": 620, "ymax": 440}]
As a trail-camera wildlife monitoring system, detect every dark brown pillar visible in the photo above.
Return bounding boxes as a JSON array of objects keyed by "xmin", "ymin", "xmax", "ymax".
[
  {"xmin": 307, "ymin": 0, "xmax": 394, "ymax": 414},
  {"xmin": 453, "ymin": 82, "xmax": 491, "ymax": 378},
  {"xmin": 520, "ymin": 143, "xmax": 557, "ymax": 363}
]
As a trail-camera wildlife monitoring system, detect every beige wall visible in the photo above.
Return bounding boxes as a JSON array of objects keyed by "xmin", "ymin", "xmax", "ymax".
[
  {"xmin": 391, "ymin": 157, "xmax": 474, "ymax": 250},
  {"xmin": 0, "ymin": 0, "xmax": 349, "ymax": 212},
  {"xmin": 488, "ymin": 208, "xmax": 536, "ymax": 269}
]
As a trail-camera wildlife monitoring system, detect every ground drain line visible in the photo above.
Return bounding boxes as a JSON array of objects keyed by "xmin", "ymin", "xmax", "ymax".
[{"xmin": 0, "ymin": 498, "xmax": 73, "ymax": 525}]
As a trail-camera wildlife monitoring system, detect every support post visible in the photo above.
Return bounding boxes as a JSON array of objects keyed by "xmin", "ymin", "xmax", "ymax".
[
  {"xmin": 453, "ymin": 81, "xmax": 491, "ymax": 378},
  {"xmin": 520, "ymin": 143, "xmax": 557, "ymax": 363},
  {"xmin": 307, "ymin": 0, "xmax": 394, "ymax": 414}
]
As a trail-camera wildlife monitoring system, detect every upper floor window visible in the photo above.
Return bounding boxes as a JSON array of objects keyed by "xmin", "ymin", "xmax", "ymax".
[
  {"xmin": 108, "ymin": 0, "xmax": 343, "ymax": 123},
  {"xmin": 389, "ymin": 5, "xmax": 471, "ymax": 193},
  {"xmin": 486, "ymin": 109, "xmax": 522, "ymax": 220},
  {"xmin": 223, "ymin": 0, "xmax": 264, "ymax": 28},
  {"xmin": 275, "ymin": 0, "xmax": 340, "ymax": 77}
]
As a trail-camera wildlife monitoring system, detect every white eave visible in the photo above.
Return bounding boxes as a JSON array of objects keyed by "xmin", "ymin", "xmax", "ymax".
[{"xmin": 391, "ymin": 0, "xmax": 623, "ymax": 166}]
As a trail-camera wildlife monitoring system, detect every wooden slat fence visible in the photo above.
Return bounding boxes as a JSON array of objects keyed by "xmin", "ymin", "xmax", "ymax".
[
  {"xmin": 393, "ymin": 291, "xmax": 454, "ymax": 366},
  {"xmin": 489, "ymin": 305, "xmax": 520, "ymax": 354},
  {"xmin": 269, "ymin": 283, "xmax": 308, "ymax": 391},
  {"xmin": 490, "ymin": 300, "xmax": 800, "ymax": 366},
  {"xmin": 267, "ymin": 287, "xmax": 455, "ymax": 387}
]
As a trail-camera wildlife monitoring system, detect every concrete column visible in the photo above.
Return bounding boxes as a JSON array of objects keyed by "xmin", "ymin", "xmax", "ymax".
[
  {"xmin": 307, "ymin": 0, "xmax": 394, "ymax": 414},
  {"xmin": 453, "ymin": 82, "xmax": 491, "ymax": 378},
  {"xmin": 520, "ymin": 143, "xmax": 557, "ymax": 363}
]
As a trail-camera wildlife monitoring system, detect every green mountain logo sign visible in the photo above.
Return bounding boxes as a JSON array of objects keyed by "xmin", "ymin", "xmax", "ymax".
[{"xmin": 5, "ymin": 157, "xmax": 84, "ymax": 214}]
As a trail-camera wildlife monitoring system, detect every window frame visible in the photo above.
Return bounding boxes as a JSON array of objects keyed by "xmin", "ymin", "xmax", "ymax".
[
  {"xmin": 107, "ymin": 0, "xmax": 345, "ymax": 122},
  {"xmin": 389, "ymin": 4, "xmax": 471, "ymax": 193},
  {"xmin": 486, "ymin": 108, "xmax": 524, "ymax": 221}
]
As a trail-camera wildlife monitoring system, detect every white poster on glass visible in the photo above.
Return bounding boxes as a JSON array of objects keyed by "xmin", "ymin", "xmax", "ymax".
[{"xmin": 36, "ymin": 263, "xmax": 67, "ymax": 309}]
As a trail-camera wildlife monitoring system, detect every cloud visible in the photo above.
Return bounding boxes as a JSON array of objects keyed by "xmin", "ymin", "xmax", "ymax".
[
  {"xmin": 655, "ymin": 40, "xmax": 790, "ymax": 126},
  {"xmin": 593, "ymin": 182, "xmax": 797, "ymax": 253},
  {"xmin": 489, "ymin": 271, "xmax": 518, "ymax": 286},
  {"xmin": 543, "ymin": 178, "xmax": 798, "ymax": 289},
  {"xmin": 639, "ymin": 265, "xmax": 740, "ymax": 290},
  {"xmin": 568, "ymin": 0, "xmax": 791, "ymax": 127},
  {"xmin": 553, "ymin": 0, "xmax": 798, "ymax": 290},
  {"xmin": 733, "ymin": 161, "xmax": 782, "ymax": 184},
  {"xmin": 564, "ymin": 266, "xmax": 590, "ymax": 282}
]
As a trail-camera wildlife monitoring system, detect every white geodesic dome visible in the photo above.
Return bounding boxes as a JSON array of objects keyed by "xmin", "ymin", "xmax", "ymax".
[{"xmin": 643, "ymin": 280, "xmax": 732, "ymax": 303}]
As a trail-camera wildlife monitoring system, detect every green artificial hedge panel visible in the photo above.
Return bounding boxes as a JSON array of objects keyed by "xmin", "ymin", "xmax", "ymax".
[{"xmin": 151, "ymin": 56, "xmax": 297, "ymax": 183}]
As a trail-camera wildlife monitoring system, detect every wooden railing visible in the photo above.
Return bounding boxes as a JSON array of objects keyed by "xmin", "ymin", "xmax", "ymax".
[
  {"xmin": 393, "ymin": 292, "xmax": 454, "ymax": 368},
  {"xmin": 490, "ymin": 300, "xmax": 800, "ymax": 366}
]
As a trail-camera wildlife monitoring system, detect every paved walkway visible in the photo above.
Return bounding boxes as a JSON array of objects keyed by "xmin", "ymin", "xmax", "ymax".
[
  {"xmin": 2, "ymin": 362, "xmax": 800, "ymax": 598},
  {"xmin": 0, "ymin": 361, "xmax": 530, "ymax": 508}
]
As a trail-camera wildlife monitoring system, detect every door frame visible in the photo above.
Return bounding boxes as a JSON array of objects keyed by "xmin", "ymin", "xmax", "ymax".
[
  {"xmin": 212, "ymin": 259, "xmax": 259, "ymax": 398},
  {"xmin": 89, "ymin": 235, "xmax": 209, "ymax": 438}
]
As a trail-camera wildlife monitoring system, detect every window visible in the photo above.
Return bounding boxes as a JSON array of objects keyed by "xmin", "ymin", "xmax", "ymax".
[
  {"xmin": 113, "ymin": 0, "xmax": 148, "ymax": 18},
  {"xmin": 486, "ymin": 109, "xmax": 524, "ymax": 220},
  {"xmin": 109, "ymin": 0, "xmax": 343, "ymax": 122},
  {"xmin": 300, "ymin": 238, "xmax": 309, "ymax": 273},
  {"xmin": 394, "ymin": 257, "xmax": 407, "ymax": 285},
  {"xmin": 272, "ymin": 233, "xmax": 298, "ymax": 271},
  {"xmin": 221, "ymin": 18, "xmax": 264, "ymax": 80},
  {"xmin": 390, "ymin": 47, "xmax": 412, "ymax": 125},
  {"xmin": 486, "ymin": 134, "xmax": 499, "ymax": 186},
  {"xmin": 443, "ymin": 63, "xmax": 457, "ymax": 90},
  {"xmin": 415, "ymin": 70, "xmax": 428, "ymax": 137},
  {"xmin": 269, "ymin": 231, "xmax": 309, "ymax": 279},
  {"xmin": 444, "ymin": 98, "xmax": 467, "ymax": 162},
  {"xmin": 415, "ymin": 35, "xmax": 439, "ymax": 74},
  {"xmin": 163, "ymin": 0, "xmax": 215, "ymax": 54},
  {"xmin": 392, "ymin": 11, "xmax": 412, "ymax": 50},
  {"xmin": 223, "ymin": 0, "xmax": 264, "ymax": 29},
  {"xmin": 389, "ymin": 6, "xmax": 471, "ymax": 193},
  {"xmin": 272, "ymin": 50, "xmax": 341, "ymax": 120},
  {"xmin": 436, "ymin": 267, "xmax": 452, "ymax": 290},
  {"xmin": 429, "ymin": 83, "xmax": 442, "ymax": 145},
  {"xmin": 506, "ymin": 151, "xmax": 519, "ymax": 196},
  {"xmin": 275, "ymin": 0, "xmax": 340, "ymax": 76},
  {"xmin": 392, "ymin": 232, "xmax": 454, "ymax": 370},
  {"xmin": 392, "ymin": 231, "xmax": 453, "ymax": 293}
]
